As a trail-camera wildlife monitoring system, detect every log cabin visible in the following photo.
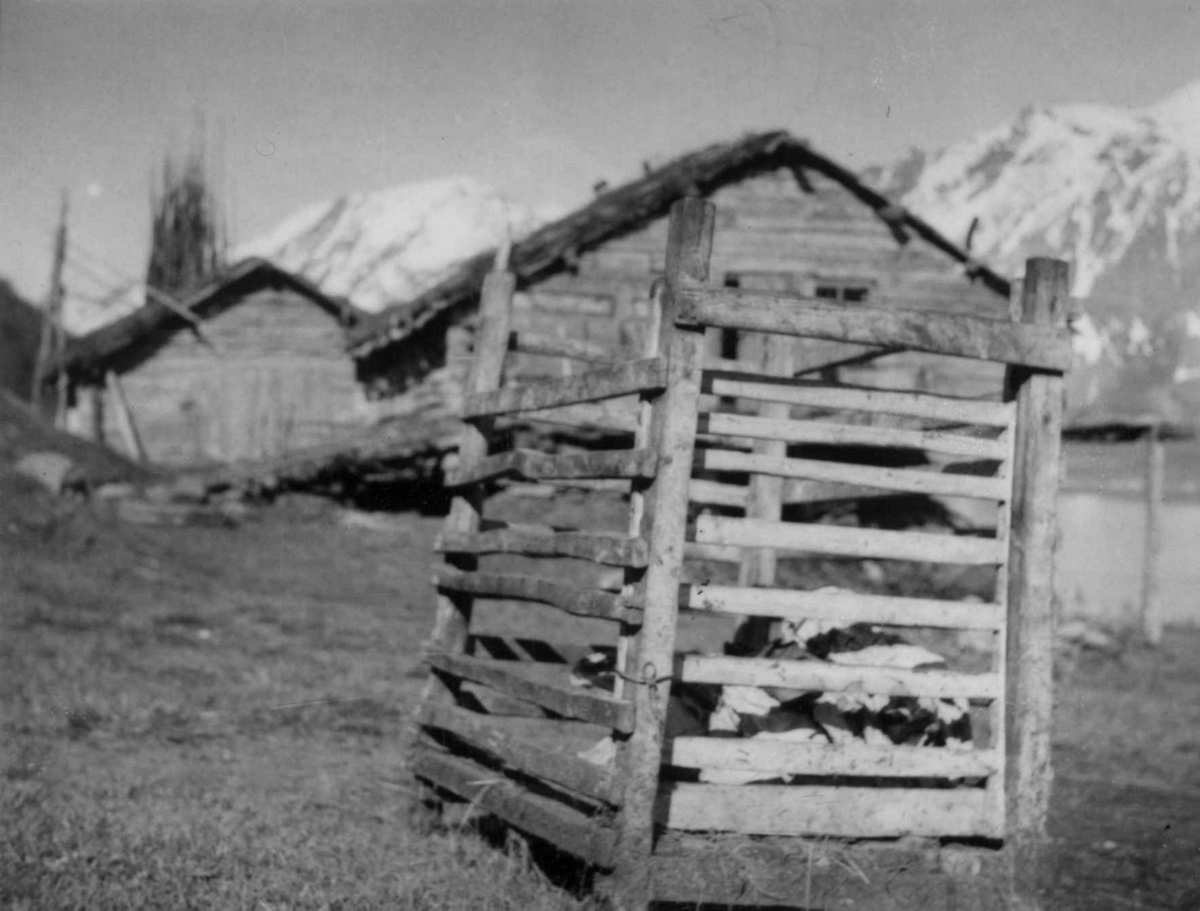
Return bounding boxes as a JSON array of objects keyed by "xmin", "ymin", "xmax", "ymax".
[
  {"xmin": 348, "ymin": 130, "xmax": 1014, "ymax": 428},
  {"xmin": 52, "ymin": 259, "xmax": 368, "ymax": 466}
]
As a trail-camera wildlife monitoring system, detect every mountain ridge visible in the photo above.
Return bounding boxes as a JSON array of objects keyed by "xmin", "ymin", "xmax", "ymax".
[{"xmin": 864, "ymin": 81, "xmax": 1200, "ymax": 426}]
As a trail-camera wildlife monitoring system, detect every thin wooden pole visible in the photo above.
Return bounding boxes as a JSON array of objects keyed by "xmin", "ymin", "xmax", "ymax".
[
  {"xmin": 32, "ymin": 193, "xmax": 69, "ymax": 422},
  {"xmin": 733, "ymin": 332, "xmax": 793, "ymax": 651},
  {"xmin": 1141, "ymin": 423, "xmax": 1164, "ymax": 646},
  {"xmin": 611, "ymin": 198, "xmax": 711, "ymax": 911},
  {"xmin": 1004, "ymin": 257, "xmax": 1069, "ymax": 905}
]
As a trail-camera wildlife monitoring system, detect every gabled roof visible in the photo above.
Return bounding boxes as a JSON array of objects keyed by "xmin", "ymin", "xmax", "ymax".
[
  {"xmin": 55, "ymin": 258, "xmax": 366, "ymax": 377},
  {"xmin": 347, "ymin": 130, "xmax": 1011, "ymax": 358}
]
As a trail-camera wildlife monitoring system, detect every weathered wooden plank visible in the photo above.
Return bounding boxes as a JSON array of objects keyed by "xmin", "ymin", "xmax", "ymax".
[
  {"xmin": 656, "ymin": 783, "xmax": 998, "ymax": 838},
  {"xmin": 685, "ymin": 584, "xmax": 1004, "ymax": 630},
  {"xmin": 1004, "ymin": 258, "xmax": 1069, "ymax": 883},
  {"xmin": 416, "ymin": 703, "xmax": 618, "ymax": 804},
  {"xmin": 411, "ymin": 747, "xmax": 615, "ymax": 866},
  {"xmin": 448, "ymin": 447, "xmax": 657, "ymax": 487},
  {"xmin": 462, "ymin": 357, "xmax": 667, "ymax": 419},
  {"xmin": 687, "ymin": 478, "xmax": 749, "ymax": 509},
  {"xmin": 426, "ymin": 652, "xmax": 634, "ymax": 732},
  {"xmin": 698, "ymin": 449, "xmax": 1009, "ymax": 501},
  {"xmin": 698, "ymin": 411, "xmax": 1009, "ymax": 459},
  {"xmin": 611, "ymin": 198, "xmax": 710, "ymax": 910},
  {"xmin": 680, "ymin": 654, "xmax": 999, "ymax": 700},
  {"xmin": 508, "ymin": 329, "xmax": 623, "ymax": 364},
  {"xmin": 704, "ymin": 374, "xmax": 1014, "ymax": 427},
  {"xmin": 695, "ymin": 515, "xmax": 1006, "ymax": 565},
  {"xmin": 649, "ymin": 836, "xmax": 1011, "ymax": 910},
  {"xmin": 676, "ymin": 285, "xmax": 1073, "ymax": 371},
  {"xmin": 433, "ymin": 567, "xmax": 635, "ymax": 622},
  {"xmin": 437, "ymin": 528, "xmax": 648, "ymax": 567},
  {"xmin": 666, "ymin": 736, "xmax": 1000, "ymax": 779},
  {"xmin": 682, "ymin": 540, "xmax": 743, "ymax": 564}
]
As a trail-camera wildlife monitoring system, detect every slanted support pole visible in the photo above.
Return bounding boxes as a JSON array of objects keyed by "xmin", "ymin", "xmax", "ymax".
[
  {"xmin": 1141, "ymin": 422, "xmax": 1164, "ymax": 646},
  {"xmin": 105, "ymin": 370, "xmax": 147, "ymax": 463},
  {"xmin": 610, "ymin": 198, "xmax": 712, "ymax": 911},
  {"xmin": 1004, "ymin": 257, "xmax": 1069, "ymax": 909},
  {"xmin": 417, "ymin": 264, "xmax": 515, "ymax": 705}
]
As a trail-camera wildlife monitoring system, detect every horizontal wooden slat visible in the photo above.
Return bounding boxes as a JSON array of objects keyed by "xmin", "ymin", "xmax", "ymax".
[
  {"xmin": 470, "ymin": 636, "xmax": 611, "ymax": 668},
  {"xmin": 437, "ymin": 527, "xmax": 648, "ymax": 567},
  {"xmin": 462, "ymin": 357, "xmax": 667, "ymax": 419},
  {"xmin": 427, "ymin": 652, "xmax": 634, "ymax": 731},
  {"xmin": 688, "ymin": 478, "xmax": 892, "ymax": 510},
  {"xmin": 705, "ymin": 346, "xmax": 901, "ymax": 381},
  {"xmin": 411, "ymin": 747, "xmax": 615, "ymax": 865},
  {"xmin": 676, "ymin": 285, "xmax": 1073, "ymax": 372},
  {"xmin": 694, "ymin": 516, "xmax": 1006, "ymax": 565},
  {"xmin": 434, "ymin": 567, "xmax": 635, "ymax": 622},
  {"xmin": 417, "ymin": 703, "xmax": 618, "ymax": 803},
  {"xmin": 448, "ymin": 448, "xmax": 657, "ymax": 487},
  {"xmin": 683, "ymin": 541, "xmax": 743, "ymax": 564},
  {"xmin": 680, "ymin": 654, "xmax": 999, "ymax": 699},
  {"xmin": 687, "ymin": 478, "xmax": 749, "ymax": 509},
  {"xmin": 655, "ymin": 782, "xmax": 998, "ymax": 838},
  {"xmin": 508, "ymin": 329, "xmax": 622, "ymax": 364},
  {"xmin": 698, "ymin": 449, "xmax": 1009, "ymax": 501},
  {"xmin": 667, "ymin": 737, "xmax": 999, "ymax": 779},
  {"xmin": 705, "ymin": 374, "xmax": 1013, "ymax": 428},
  {"xmin": 699, "ymin": 412, "xmax": 1009, "ymax": 460},
  {"xmin": 511, "ymin": 400, "xmax": 638, "ymax": 435},
  {"xmin": 684, "ymin": 584, "xmax": 1004, "ymax": 630}
]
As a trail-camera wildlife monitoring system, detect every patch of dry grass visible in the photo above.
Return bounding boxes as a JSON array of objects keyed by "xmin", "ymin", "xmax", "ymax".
[
  {"xmin": 0, "ymin": 482, "xmax": 597, "ymax": 910},
  {"xmin": 3, "ymin": 476, "xmax": 1199, "ymax": 909}
]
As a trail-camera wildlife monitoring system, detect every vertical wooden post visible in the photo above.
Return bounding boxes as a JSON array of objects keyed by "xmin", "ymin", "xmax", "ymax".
[
  {"xmin": 418, "ymin": 264, "xmax": 515, "ymax": 699},
  {"xmin": 733, "ymin": 332, "xmax": 793, "ymax": 652},
  {"xmin": 614, "ymin": 280, "xmax": 665, "ymax": 703},
  {"xmin": 1141, "ymin": 422, "xmax": 1164, "ymax": 646},
  {"xmin": 611, "ymin": 198, "xmax": 711, "ymax": 911},
  {"xmin": 87, "ymin": 381, "xmax": 106, "ymax": 443},
  {"xmin": 1004, "ymin": 257, "xmax": 1069, "ymax": 907}
]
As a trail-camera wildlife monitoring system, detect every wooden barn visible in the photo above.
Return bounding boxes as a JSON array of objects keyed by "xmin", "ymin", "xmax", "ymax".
[
  {"xmin": 53, "ymin": 260, "xmax": 368, "ymax": 466},
  {"xmin": 348, "ymin": 131, "xmax": 1013, "ymax": 428}
]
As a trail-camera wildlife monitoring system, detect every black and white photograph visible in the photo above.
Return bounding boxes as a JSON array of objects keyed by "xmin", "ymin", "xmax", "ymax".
[{"xmin": 2, "ymin": 2, "xmax": 1199, "ymax": 908}]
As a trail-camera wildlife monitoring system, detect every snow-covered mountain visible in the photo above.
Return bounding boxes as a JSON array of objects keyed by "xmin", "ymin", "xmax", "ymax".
[
  {"xmin": 234, "ymin": 176, "xmax": 542, "ymax": 313},
  {"xmin": 865, "ymin": 79, "xmax": 1200, "ymax": 426}
]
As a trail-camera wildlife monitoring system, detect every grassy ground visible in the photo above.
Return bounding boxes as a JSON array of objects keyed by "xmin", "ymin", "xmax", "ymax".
[{"xmin": 2, "ymin": 472, "xmax": 1198, "ymax": 909}]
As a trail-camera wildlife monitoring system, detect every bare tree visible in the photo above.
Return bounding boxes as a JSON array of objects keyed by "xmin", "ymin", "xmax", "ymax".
[{"xmin": 145, "ymin": 128, "xmax": 226, "ymax": 299}]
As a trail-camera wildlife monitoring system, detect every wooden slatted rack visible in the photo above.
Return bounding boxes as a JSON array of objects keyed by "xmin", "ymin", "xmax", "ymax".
[{"xmin": 411, "ymin": 198, "xmax": 1070, "ymax": 911}]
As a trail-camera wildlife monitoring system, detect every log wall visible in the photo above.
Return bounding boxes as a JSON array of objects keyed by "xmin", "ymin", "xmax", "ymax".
[
  {"xmin": 73, "ymin": 289, "xmax": 364, "ymax": 465},
  {"xmin": 364, "ymin": 166, "xmax": 1007, "ymax": 417}
]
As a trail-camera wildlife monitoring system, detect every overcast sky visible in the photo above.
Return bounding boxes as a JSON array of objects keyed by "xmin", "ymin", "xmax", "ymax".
[{"xmin": 3, "ymin": 0, "xmax": 1199, "ymax": 303}]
